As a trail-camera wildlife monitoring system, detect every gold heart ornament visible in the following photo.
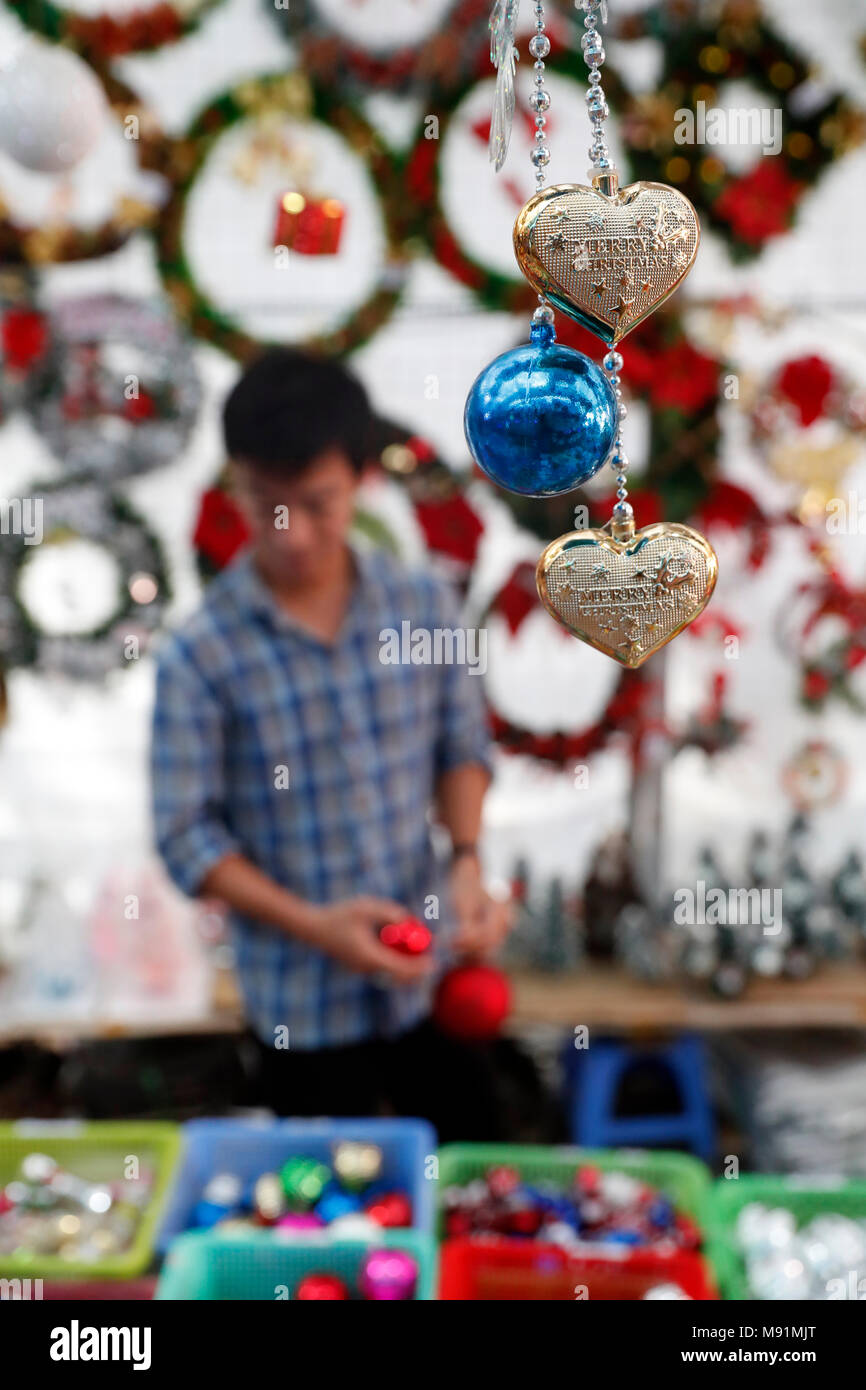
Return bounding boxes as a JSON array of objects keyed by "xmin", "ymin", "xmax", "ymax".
[
  {"xmin": 536, "ymin": 520, "xmax": 718, "ymax": 668},
  {"xmin": 514, "ymin": 179, "xmax": 700, "ymax": 345}
]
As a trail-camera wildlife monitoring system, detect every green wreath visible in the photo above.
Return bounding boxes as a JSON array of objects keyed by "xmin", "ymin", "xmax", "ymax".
[
  {"xmin": 265, "ymin": 0, "xmax": 492, "ymax": 94},
  {"xmin": 7, "ymin": 0, "xmax": 225, "ymax": 60},
  {"xmin": 155, "ymin": 72, "xmax": 409, "ymax": 361},
  {"xmin": 0, "ymin": 481, "xmax": 171, "ymax": 679},
  {"xmin": 405, "ymin": 45, "xmax": 630, "ymax": 315},
  {"xmin": 264, "ymin": 0, "xmax": 584, "ymax": 95},
  {"xmin": 624, "ymin": 0, "xmax": 863, "ymax": 260}
]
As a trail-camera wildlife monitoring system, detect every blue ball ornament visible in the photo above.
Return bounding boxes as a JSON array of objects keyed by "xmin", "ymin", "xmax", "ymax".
[
  {"xmin": 315, "ymin": 1188, "xmax": 363, "ymax": 1225},
  {"xmin": 464, "ymin": 320, "xmax": 617, "ymax": 497}
]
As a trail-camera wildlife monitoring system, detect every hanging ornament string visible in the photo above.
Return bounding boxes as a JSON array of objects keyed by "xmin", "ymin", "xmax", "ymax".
[
  {"xmin": 582, "ymin": 0, "xmax": 611, "ymax": 183},
  {"xmin": 467, "ymin": 0, "xmax": 719, "ymax": 667},
  {"xmin": 527, "ymin": 1, "xmax": 556, "ymax": 337},
  {"xmin": 518, "ymin": 0, "xmax": 716, "ymax": 669},
  {"xmin": 490, "ymin": 0, "xmax": 554, "ymax": 319},
  {"xmin": 528, "ymin": 2, "xmax": 552, "ymax": 193},
  {"xmin": 528, "ymin": 0, "xmax": 554, "ymax": 333},
  {"xmin": 577, "ymin": 0, "xmax": 631, "ymax": 528},
  {"xmin": 465, "ymin": 1, "xmax": 618, "ymax": 500}
]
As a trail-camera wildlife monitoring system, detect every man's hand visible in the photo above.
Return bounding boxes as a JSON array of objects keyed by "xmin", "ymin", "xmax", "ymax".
[
  {"xmin": 450, "ymin": 856, "xmax": 512, "ymax": 957},
  {"xmin": 303, "ymin": 896, "xmax": 434, "ymax": 985}
]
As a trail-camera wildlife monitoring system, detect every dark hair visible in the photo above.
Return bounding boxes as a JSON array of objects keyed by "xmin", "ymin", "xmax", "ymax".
[{"xmin": 222, "ymin": 347, "xmax": 373, "ymax": 476}]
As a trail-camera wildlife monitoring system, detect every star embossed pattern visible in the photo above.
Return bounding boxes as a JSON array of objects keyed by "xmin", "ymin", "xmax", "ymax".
[
  {"xmin": 539, "ymin": 199, "xmax": 692, "ymax": 317},
  {"xmin": 517, "ymin": 183, "xmax": 700, "ymax": 345},
  {"xmin": 537, "ymin": 527, "xmax": 716, "ymax": 668}
]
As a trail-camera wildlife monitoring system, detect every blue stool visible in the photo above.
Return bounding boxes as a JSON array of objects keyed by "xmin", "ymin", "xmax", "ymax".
[{"xmin": 563, "ymin": 1033, "xmax": 715, "ymax": 1161}]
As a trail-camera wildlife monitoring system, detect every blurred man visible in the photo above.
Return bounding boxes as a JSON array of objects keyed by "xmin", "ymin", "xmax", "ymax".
[{"xmin": 151, "ymin": 349, "xmax": 510, "ymax": 1137}]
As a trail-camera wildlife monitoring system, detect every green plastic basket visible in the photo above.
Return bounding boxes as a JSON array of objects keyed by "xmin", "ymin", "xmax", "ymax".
[
  {"xmin": 156, "ymin": 1229, "xmax": 437, "ymax": 1300},
  {"xmin": 706, "ymin": 1175, "xmax": 866, "ymax": 1301},
  {"xmin": 0, "ymin": 1120, "xmax": 182, "ymax": 1280},
  {"xmin": 436, "ymin": 1143, "xmax": 711, "ymax": 1229}
]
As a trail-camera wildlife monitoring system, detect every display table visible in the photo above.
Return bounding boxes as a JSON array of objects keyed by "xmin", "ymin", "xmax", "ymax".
[
  {"xmin": 0, "ymin": 966, "xmax": 245, "ymax": 1050},
  {"xmin": 4, "ymin": 963, "xmax": 866, "ymax": 1049},
  {"xmin": 510, "ymin": 964, "xmax": 866, "ymax": 1031}
]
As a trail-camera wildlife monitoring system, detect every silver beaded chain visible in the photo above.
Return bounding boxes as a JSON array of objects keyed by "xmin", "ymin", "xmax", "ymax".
[
  {"xmin": 604, "ymin": 346, "xmax": 629, "ymax": 512},
  {"xmin": 528, "ymin": 2, "xmax": 551, "ymax": 190},
  {"xmin": 582, "ymin": 0, "xmax": 614, "ymax": 183},
  {"xmin": 527, "ymin": 0, "xmax": 629, "ymax": 516},
  {"xmin": 581, "ymin": 0, "xmax": 630, "ymax": 518},
  {"xmin": 528, "ymin": 3, "xmax": 555, "ymax": 329}
]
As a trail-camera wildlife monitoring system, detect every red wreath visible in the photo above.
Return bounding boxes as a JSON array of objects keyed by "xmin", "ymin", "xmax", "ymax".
[
  {"xmin": 487, "ymin": 666, "xmax": 655, "ymax": 767},
  {"xmin": 791, "ymin": 555, "xmax": 866, "ymax": 711}
]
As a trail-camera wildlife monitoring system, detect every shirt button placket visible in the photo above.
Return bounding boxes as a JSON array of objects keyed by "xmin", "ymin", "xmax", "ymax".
[{"xmin": 331, "ymin": 647, "xmax": 374, "ymax": 885}]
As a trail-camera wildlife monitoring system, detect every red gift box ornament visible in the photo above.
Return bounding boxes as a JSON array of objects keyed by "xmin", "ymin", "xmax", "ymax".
[{"xmin": 273, "ymin": 191, "xmax": 346, "ymax": 255}]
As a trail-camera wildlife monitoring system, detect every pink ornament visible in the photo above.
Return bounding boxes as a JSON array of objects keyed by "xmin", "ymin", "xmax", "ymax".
[
  {"xmin": 358, "ymin": 1248, "xmax": 418, "ymax": 1301},
  {"xmin": 276, "ymin": 1212, "xmax": 325, "ymax": 1231}
]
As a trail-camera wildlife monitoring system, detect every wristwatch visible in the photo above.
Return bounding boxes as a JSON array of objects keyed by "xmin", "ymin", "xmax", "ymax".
[{"xmin": 451, "ymin": 842, "xmax": 480, "ymax": 864}]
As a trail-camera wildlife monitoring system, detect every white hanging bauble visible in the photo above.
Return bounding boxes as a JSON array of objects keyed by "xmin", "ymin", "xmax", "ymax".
[{"xmin": 0, "ymin": 41, "xmax": 107, "ymax": 175}]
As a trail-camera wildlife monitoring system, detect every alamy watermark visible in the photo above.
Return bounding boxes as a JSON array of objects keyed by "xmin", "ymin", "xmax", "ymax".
[
  {"xmin": 826, "ymin": 493, "xmax": 866, "ymax": 535},
  {"xmin": 674, "ymin": 880, "xmax": 783, "ymax": 935},
  {"xmin": 1, "ymin": 1277, "xmax": 43, "ymax": 1299},
  {"xmin": 50, "ymin": 1321, "xmax": 151, "ymax": 1370},
  {"xmin": 379, "ymin": 621, "xmax": 487, "ymax": 675},
  {"xmin": 1, "ymin": 497, "xmax": 42, "ymax": 545},
  {"xmin": 674, "ymin": 100, "xmax": 782, "ymax": 157}
]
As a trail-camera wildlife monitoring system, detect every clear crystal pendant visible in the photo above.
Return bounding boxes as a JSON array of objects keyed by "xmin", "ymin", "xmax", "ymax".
[{"xmin": 489, "ymin": 0, "xmax": 521, "ymax": 171}]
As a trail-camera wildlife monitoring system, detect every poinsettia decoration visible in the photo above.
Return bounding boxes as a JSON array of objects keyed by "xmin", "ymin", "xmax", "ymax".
[
  {"xmin": 671, "ymin": 670, "xmax": 749, "ymax": 756},
  {"xmin": 712, "ymin": 160, "xmax": 804, "ymax": 250},
  {"xmin": 694, "ymin": 481, "xmax": 772, "ymax": 572},
  {"xmin": 0, "ymin": 297, "xmax": 50, "ymax": 421},
  {"xmin": 413, "ymin": 493, "xmax": 484, "ymax": 567},
  {"xmin": 793, "ymin": 567, "xmax": 866, "ymax": 712},
  {"xmin": 624, "ymin": 0, "xmax": 864, "ymax": 260},
  {"xmin": 193, "ymin": 488, "xmax": 251, "ymax": 577},
  {"xmin": 488, "ymin": 563, "xmax": 539, "ymax": 637},
  {"xmin": 2, "ymin": 306, "xmax": 49, "ymax": 373}
]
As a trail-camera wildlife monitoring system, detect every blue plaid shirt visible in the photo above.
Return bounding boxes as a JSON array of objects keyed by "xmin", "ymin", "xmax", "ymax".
[{"xmin": 151, "ymin": 546, "xmax": 491, "ymax": 1049}]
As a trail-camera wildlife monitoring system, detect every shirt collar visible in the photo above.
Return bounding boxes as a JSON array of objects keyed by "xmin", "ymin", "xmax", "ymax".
[{"xmin": 229, "ymin": 543, "xmax": 381, "ymax": 644}]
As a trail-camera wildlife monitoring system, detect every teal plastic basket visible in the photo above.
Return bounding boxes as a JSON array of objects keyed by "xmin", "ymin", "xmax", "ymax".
[
  {"xmin": 0, "ymin": 1120, "xmax": 182, "ymax": 1279},
  {"xmin": 706, "ymin": 1175, "xmax": 866, "ymax": 1300},
  {"xmin": 156, "ymin": 1229, "xmax": 437, "ymax": 1300}
]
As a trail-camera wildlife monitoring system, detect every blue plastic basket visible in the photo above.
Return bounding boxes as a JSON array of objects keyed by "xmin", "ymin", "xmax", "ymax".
[
  {"xmin": 156, "ymin": 1228, "xmax": 436, "ymax": 1300},
  {"xmin": 157, "ymin": 1117, "xmax": 437, "ymax": 1251}
]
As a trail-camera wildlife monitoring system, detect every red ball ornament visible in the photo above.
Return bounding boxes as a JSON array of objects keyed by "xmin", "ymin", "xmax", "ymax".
[
  {"xmin": 495, "ymin": 1204, "xmax": 544, "ymax": 1237},
  {"xmin": 433, "ymin": 963, "xmax": 511, "ymax": 1040},
  {"xmin": 444, "ymin": 1208, "xmax": 473, "ymax": 1238},
  {"xmin": 364, "ymin": 1191, "xmax": 413, "ymax": 1228},
  {"xmin": 379, "ymin": 917, "xmax": 432, "ymax": 955},
  {"xmin": 487, "ymin": 1165, "xmax": 521, "ymax": 1200},
  {"xmin": 675, "ymin": 1216, "xmax": 702, "ymax": 1252},
  {"xmin": 295, "ymin": 1272, "xmax": 351, "ymax": 1301},
  {"xmin": 576, "ymin": 1165, "xmax": 601, "ymax": 1197}
]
